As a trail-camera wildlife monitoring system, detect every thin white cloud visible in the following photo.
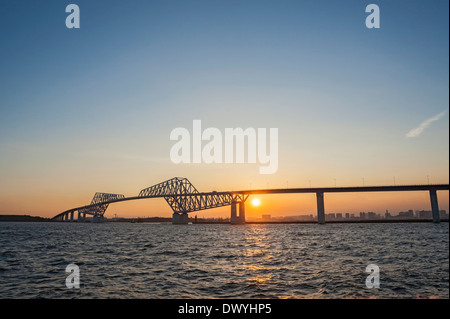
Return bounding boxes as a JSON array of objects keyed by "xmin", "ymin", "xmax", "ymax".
[{"xmin": 406, "ymin": 111, "xmax": 446, "ymax": 138}]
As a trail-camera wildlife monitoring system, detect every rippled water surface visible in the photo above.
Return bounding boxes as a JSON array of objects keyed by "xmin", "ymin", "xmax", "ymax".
[{"xmin": 0, "ymin": 222, "xmax": 448, "ymax": 298}]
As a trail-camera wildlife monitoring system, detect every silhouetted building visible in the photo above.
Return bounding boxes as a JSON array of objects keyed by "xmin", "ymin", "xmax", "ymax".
[
  {"xmin": 368, "ymin": 212, "xmax": 378, "ymax": 219},
  {"xmin": 398, "ymin": 210, "xmax": 414, "ymax": 218},
  {"xmin": 297, "ymin": 214, "xmax": 314, "ymax": 221},
  {"xmin": 416, "ymin": 210, "xmax": 448, "ymax": 219},
  {"xmin": 385, "ymin": 210, "xmax": 391, "ymax": 219}
]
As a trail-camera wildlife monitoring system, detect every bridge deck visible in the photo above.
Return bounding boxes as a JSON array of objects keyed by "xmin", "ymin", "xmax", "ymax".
[{"xmin": 233, "ymin": 184, "xmax": 450, "ymax": 195}]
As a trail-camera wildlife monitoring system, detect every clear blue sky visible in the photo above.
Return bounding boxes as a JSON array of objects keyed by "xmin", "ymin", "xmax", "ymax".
[{"xmin": 0, "ymin": 1, "xmax": 448, "ymax": 216}]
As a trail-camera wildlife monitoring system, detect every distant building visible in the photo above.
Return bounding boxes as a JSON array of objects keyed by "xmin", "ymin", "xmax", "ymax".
[
  {"xmin": 359, "ymin": 212, "xmax": 366, "ymax": 219},
  {"xmin": 416, "ymin": 210, "xmax": 448, "ymax": 219},
  {"xmin": 345, "ymin": 213, "xmax": 350, "ymax": 219},
  {"xmin": 261, "ymin": 214, "xmax": 271, "ymax": 220},
  {"xmin": 297, "ymin": 214, "xmax": 314, "ymax": 221},
  {"xmin": 416, "ymin": 210, "xmax": 432, "ymax": 219},
  {"xmin": 336, "ymin": 213, "xmax": 343, "ymax": 220},
  {"xmin": 368, "ymin": 212, "xmax": 378, "ymax": 219},
  {"xmin": 385, "ymin": 210, "xmax": 391, "ymax": 219},
  {"xmin": 398, "ymin": 210, "xmax": 414, "ymax": 218}
]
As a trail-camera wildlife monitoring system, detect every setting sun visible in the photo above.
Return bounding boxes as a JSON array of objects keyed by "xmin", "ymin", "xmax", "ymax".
[{"xmin": 252, "ymin": 198, "xmax": 261, "ymax": 207}]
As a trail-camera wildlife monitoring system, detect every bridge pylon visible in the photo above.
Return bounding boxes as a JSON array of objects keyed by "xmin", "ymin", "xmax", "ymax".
[
  {"xmin": 172, "ymin": 212, "xmax": 189, "ymax": 224},
  {"xmin": 230, "ymin": 198, "xmax": 247, "ymax": 224}
]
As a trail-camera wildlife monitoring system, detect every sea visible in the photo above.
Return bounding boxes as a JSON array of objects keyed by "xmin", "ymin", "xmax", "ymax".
[{"xmin": 0, "ymin": 221, "xmax": 448, "ymax": 299}]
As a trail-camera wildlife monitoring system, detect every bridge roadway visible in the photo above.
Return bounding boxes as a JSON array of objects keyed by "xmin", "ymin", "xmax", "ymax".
[
  {"xmin": 237, "ymin": 184, "xmax": 449, "ymax": 194},
  {"xmin": 52, "ymin": 178, "xmax": 449, "ymax": 224}
]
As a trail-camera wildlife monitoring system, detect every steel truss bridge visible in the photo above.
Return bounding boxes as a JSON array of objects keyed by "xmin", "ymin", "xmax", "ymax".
[
  {"xmin": 52, "ymin": 177, "xmax": 248, "ymax": 224},
  {"xmin": 52, "ymin": 177, "xmax": 449, "ymax": 224}
]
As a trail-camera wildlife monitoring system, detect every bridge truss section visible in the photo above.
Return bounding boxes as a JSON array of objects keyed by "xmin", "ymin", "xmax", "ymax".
[
  {"xmin": 139, "ymin": 177, "xmax": 247, "ymax": 214},
  {"xmin": 78, "ymin": 192, "xmax": 125, "ymax": 218}
]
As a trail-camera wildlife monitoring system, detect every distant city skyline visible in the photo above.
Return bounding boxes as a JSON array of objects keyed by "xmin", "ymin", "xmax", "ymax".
[
  {"xmin": 102, "ymin": 208, "xmax": 449, "ymax": 222},
  {"xmin": 1, "ymin": 0, "xmax": 448, "ymax": 218}
]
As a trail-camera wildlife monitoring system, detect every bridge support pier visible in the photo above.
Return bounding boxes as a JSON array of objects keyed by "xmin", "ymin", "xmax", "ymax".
[
  {"xmin": 70, "ymin": 211, "xmax": 74, "ymax": 222},
  {"xmin": 316, "ymin": 191, "xmax": 325, "ymax": 224},
  {"xmin": 77, "ymin": 211, "xmax": 86, "ymax": 222},
  {"xmin": 231, "ymin": 201, "xmax": 245, "ymax": 224},
  {"xmin": 231, "ymin": 201, "xmax": 237, "ymax": 224},
  {"xmin": 172, "ymin": 213, "xmax": 189, "ymax": 224},
  {"xmin": 92, "ymin": 215, "xmax": 104, "ymax": 223},
  {"xmin": 239, "ymin": 201, "xmax": 245, "ymax": 224},
  {"xmin": 429, "ymin": 190, "xmax": 440, "ymax": 223}
]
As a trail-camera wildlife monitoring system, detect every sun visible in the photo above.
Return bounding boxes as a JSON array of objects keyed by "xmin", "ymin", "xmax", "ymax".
[{"xmin": 251, "ymin": 198, "xmax": 261, "ymax": 207}]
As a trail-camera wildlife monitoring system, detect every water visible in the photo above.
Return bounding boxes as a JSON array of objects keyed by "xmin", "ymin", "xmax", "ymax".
[{"xmin": 0, "ymin": 222, "xmax": 448, "ymax": 299}]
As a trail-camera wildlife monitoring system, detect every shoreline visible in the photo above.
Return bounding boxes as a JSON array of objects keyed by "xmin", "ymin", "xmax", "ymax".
[{"xmin": 1, "ymin": 214, "xmax": 448, "ymax": 225}]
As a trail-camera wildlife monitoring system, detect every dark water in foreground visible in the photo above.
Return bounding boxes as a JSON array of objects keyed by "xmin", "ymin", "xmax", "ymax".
[{"xmin": 0, "ymin": 222, "xmax": 448, "ymax": 299}]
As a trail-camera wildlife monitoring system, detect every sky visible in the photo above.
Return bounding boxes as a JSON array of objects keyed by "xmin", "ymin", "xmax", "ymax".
[{"xmin": 0, "ymin": 0, "xmax": 448, "ymax": 219}]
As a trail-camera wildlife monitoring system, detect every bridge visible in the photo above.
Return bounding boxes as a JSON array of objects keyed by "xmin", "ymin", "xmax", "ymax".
[
  {"xmin": 52, "ymin": 177, "xmax": 248, "ymax": 224},
  {"xmin": 51, "ymin": 177, "xmax": 449, "ymax": 224}
]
